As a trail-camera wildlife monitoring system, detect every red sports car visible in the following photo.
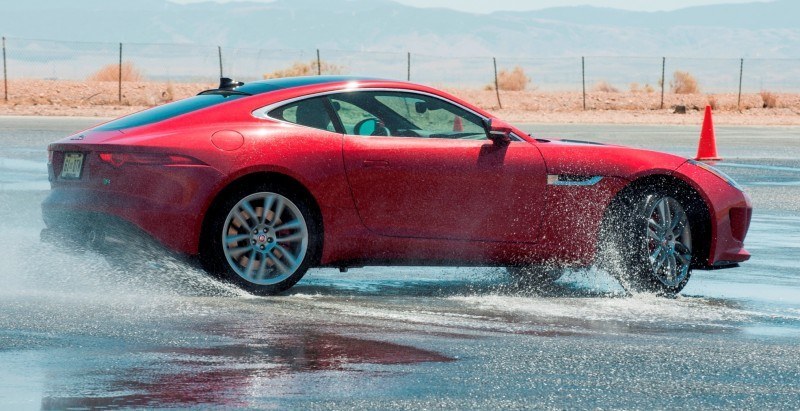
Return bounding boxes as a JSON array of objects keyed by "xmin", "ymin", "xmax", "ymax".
[{"xmin": 42, "ymin": 76, "xmax": 752, "ymax": 295}]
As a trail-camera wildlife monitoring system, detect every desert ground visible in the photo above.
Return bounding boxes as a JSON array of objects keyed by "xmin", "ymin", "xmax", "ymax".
[{"xmin": 1, "ymin": 79, "xmax": 799, "ymax": 125}]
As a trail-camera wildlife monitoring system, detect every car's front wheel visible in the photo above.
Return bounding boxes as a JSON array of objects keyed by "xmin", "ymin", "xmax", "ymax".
[
  {"xmin": 603, "ymin": 191, "xmax": 694, "ymax": 295},
  {"xmin": 201, "ymin": 184, "xmax": 319, "ymax": 295}
]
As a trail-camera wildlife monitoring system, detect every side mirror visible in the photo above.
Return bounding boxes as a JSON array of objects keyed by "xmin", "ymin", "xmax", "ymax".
[
  {"xmin": 354, "ymin": 118, "xmax": 389, "ymax": 136},
  {"xmin": 482, "ymin": 118, "xmax": 512, "ymax": 146}
]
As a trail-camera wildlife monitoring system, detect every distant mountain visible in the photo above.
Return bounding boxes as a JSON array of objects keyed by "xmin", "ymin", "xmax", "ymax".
[
  {"xmin": 1, "ymin": 0, "xmax": 798, "ymax": 58},
  {"xmin": 513, "ymin": 1, "xmax": 799, "ymax": 30}
]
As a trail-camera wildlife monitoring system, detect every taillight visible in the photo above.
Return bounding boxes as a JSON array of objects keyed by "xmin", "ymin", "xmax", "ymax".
[{"xmin": 98, "ymin": 152, "xmax": 203, "ymax": 168}]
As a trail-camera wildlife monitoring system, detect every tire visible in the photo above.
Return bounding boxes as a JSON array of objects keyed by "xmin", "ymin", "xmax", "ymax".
[
  {"xmin": 506, "ymin": 265, "xmax": 563, "ymax": 289},
  {"xmin": 200, "ymin": 183, "xmax": 321, "ymax": 295},
  {"xmin": 601, "ymin": 191, "xmax": 694, "ymax": 296}
]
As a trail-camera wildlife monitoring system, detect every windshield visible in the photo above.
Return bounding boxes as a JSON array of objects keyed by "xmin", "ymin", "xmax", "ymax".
[{"xmin": 95, "ymin": 94, "xmax": 246, "ymax": 131}]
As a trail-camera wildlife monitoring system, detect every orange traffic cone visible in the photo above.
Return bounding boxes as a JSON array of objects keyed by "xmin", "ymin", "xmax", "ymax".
[
  {"xmin": 695, "ymin": 105, "xmax": 722, "ymax": 161},
  {"xmin": 453, "ymin": 116, "xmax": 464, "ymax": 132}
]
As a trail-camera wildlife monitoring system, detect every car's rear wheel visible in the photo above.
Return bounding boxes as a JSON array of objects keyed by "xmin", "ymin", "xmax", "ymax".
[
  {"xmin": 603, "ymin": 192, "xmax": 694, "ymax": 296},
  {"xmin": 201, "ymin": 184, "xmax": 319, "ymax": 295}
]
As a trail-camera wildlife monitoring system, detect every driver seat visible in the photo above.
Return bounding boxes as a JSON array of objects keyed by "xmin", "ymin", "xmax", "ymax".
[{"xmin": 295, "ymin": 100, "xmax": 332, "ymax": 131}]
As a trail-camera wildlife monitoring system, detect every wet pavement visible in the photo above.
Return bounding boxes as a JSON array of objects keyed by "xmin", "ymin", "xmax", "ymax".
[{"xmin": 1, "ymin": 117, "xmax": 799, "ymax": 409}]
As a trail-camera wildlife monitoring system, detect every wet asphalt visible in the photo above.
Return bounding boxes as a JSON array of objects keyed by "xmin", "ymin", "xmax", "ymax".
[{"xmin": 0, "ymin": 117, "xmax": 798, "ymax": 410}]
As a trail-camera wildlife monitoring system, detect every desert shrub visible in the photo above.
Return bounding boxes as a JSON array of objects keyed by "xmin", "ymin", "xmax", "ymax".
[
  {"xmin": 162, "ymin": 82, "xmax": 175, "ymax": 102},
  {"xmin": 631, "ymin": 83, "xmax": 655, "ymax": 94},
  {"xmin": 707, "ymin": 95, "xmax": 718, "ymax": 110},
  {"xmin": 670, "ymin": 70, "xmax": 699, "ymax": 94},
  {"xmin": 88, "ymin": 62, "xmax": 143, "ymax": 82},
  {"xmin": 594, "ymin": 80, "xmax": 619, "ymax": 93},
  {"xmin": 494, "ymin": 66, "xmax": 530, "ymax": 91},
  {"xmin": 760, "ymin": 91, "xmax": 778, "ymax": 108},
  {"xmin": 263, "ymin": 60, "xmax": 344, "ymax": 79}
]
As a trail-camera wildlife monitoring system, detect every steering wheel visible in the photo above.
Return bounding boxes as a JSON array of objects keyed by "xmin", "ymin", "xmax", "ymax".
[{"xmin": 354, "ymin": 118, "xmax": 390, "ymax": 136}]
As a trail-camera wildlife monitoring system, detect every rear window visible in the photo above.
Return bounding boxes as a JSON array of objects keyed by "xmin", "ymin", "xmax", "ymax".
[
  {"xmin": 95, "ymin": 94, "xmax": 245, "ymax": 131},
  {"xmin": 267, "ymin": 97, "xmax": 336, "ymax": 132}
]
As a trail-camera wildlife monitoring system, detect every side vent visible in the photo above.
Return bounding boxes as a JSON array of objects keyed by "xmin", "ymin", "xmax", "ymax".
[{"xmin": 547, "ymin": 175, "xmax": 604, "ymax": 186}]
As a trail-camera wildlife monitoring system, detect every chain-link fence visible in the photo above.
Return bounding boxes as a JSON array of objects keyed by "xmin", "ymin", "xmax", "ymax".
[{"xmin": 3, "ymin": 35, "xmax": 800, "ymax": 109}]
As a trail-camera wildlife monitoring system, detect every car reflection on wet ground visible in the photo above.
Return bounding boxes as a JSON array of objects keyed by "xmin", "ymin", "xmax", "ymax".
[{"xmin": 0, "ymin": 117, "xmax": 798, "ymax": 409}]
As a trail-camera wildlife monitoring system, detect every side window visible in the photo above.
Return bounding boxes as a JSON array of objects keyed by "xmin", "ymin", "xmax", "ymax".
[
  {"xmin": 375, "ymin": 94, "xmax": 485, "ymax": 139},
  {"xmin": 267, "ymin": 97, "xmax": 336, "ymax": 132},
  {"xmin": 329, "ymin": 91, "xmax": 487, "ymax": 140},
  {"xmin": 330, "ymin": 99, "xmax": 377, "ymax": 135}
]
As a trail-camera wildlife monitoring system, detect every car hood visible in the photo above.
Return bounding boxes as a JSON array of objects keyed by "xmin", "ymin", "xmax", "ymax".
[{"xmin": 535, "ymin": 138, "xmax": 689, "ymax": 179}]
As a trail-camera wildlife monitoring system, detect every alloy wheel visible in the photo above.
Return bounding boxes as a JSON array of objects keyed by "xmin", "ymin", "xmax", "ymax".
[
  {"xmin": 644, "ymin": 196, "xmax": 692, "ymax": 288},
  {"xmin": 221, "ymin": 192, "xmax": 309, "ymax": 285}
]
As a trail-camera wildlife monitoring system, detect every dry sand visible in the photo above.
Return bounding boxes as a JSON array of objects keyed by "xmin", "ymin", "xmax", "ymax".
[{"xmin": 1, "ymin": 79, "xmax": 799, "ymax": 125}]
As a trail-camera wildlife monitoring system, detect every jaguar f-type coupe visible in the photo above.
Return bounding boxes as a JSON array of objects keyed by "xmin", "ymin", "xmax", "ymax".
[{"xmin": 42, "ymin": 76, "xmax": 751, "ymax": 295}]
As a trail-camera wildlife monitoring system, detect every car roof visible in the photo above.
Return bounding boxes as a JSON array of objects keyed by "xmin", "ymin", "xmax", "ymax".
[{"xmin": 232, "ymin": 75, "xmax": 384, "ymax": 95}]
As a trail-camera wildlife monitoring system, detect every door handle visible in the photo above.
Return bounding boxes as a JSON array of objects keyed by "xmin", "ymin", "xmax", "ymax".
[{"xmin": 362, "ymin": 160, "xmax": 390, "ymax": 168}]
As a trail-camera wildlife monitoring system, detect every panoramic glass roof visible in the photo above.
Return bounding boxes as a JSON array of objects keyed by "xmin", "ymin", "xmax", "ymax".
[{"xmin": 232, "ymin": 76, "xmax": 382, "ymax": 95}]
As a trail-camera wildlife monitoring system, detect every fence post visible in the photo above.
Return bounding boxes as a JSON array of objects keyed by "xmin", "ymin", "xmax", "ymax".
[
  {"xmin": 660, "ymin": 57, "xmax": 666, "ymax": 109},
  {"xmin": 218, "ymin": 46, "xmax": 223, "ymax": 78},
  {"xmin": 316, "ymin": 49, "xmax": 321, "ymax": 75},
  {"xmin": 493, "ymin": 57, "xmax": 502, "ymax": 109},
  {"xmin": 2, "ymin": 37, "xmax": 7, "ymax": 102},
  {"xmin": 118, "ymin": 42, "xmax": 122, "ymax": 103},
  {"xmin": 582, "ymin": 56, "xmax": 586, "ymax": 110},
  {"xmin": 738, "ymin": 58, "xmax": 744, "ymax": 111},
  {"xmin": 407, "ymin": 52, "xmax": 411, "ymax": 82}
]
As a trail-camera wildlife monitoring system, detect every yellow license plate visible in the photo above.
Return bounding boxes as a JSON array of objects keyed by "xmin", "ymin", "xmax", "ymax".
[{"xmin": 60, "ymin": 153, "xmax": 84, "ymax": 179}]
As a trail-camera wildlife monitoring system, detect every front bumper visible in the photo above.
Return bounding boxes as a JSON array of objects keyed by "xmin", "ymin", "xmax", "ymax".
[{"xmin": 675, "ymin": 162, "xmax": 752, "ymax": 268}]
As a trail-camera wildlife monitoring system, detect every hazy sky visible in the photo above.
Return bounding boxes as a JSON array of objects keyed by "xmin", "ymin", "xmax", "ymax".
[{"xmin": 171, "ymin": 0, "xmax": 769, "ymax": 13}]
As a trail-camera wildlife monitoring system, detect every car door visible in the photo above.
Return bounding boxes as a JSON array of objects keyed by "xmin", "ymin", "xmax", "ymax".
[{"xmin": 332, "ymin": 90, "xmax": 547, "ymax": 243}]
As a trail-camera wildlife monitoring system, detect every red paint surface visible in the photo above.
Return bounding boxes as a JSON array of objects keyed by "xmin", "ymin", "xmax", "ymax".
[{"xmin": 42, "ymin": 78, "xmax": 751, "ymax": 269}]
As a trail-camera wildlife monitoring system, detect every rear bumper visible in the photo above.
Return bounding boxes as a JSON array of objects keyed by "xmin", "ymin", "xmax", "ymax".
[
  {"xmin": 40, "ymin": 211, "xmax": 151, "ymax": 252},
  {"xmin": 42, "ymin": 151, "xmax": 226, "ymax": 255},
  {"xmin": 41, "ymin": 186, "xmax": 205, "ymax": 256}
]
